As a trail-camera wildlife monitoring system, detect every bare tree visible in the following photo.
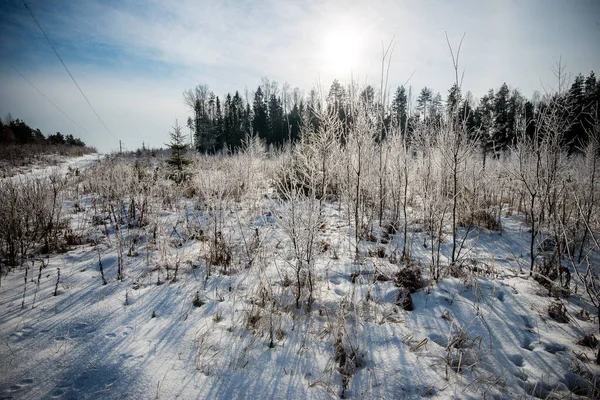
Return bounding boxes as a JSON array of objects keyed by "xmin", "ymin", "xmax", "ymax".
[
  {"xmin": 577, "ymin": 106, "xmax": 599, "ymax": 263},
  {"xmin": 443, "ymin": 32, "xmax": 480, "ymax": 266},
  {"xmin": 508, "ymin": 65, "xmax": 573, "ymax": 275}
]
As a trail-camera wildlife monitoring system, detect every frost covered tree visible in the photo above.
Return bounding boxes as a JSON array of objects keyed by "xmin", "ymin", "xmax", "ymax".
[
  {"xmin": 443, "ymin": 33, "xmax": 480, "ymax": 266},
  {"xmin": 510, "ymin": 63, "xmax": 573, "ymax": 275}
]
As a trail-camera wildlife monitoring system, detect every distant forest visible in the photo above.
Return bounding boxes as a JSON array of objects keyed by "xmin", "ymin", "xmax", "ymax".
[
  {"xmin": 185, "ymin": 71, "xmax": 599, "ymax": 155},
  {"xmin": 0, "ymin": 115, "xmax": 87, "ymax": 147}
]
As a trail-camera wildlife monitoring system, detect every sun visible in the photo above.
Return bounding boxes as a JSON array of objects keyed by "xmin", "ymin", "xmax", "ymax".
[{"xmin": 321, "ymin": 22, "xmax": 362, "ymax": 75}]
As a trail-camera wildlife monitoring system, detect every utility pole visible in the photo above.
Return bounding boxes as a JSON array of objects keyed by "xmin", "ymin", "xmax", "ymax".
[
  {"xmin": 119, "ymin": 140, "xmax": 122, "ymax": 154},
  {"xmin": 142, "ymin": 141, "xmax": 145, "ymax": 151}
]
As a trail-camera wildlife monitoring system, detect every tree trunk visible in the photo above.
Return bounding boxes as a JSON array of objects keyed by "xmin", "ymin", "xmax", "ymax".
[
  {"xmin": 402, "ymin": 159, "xmax": 408, "ymax": 260},
  {"xmin": 354, "ymin": 146, "xmax": 361, "ymax": 255},
  {"xmin": 451, "ymin": 158, "xmax": 458, "ymax": 265},
  {"xmin": 378, "ymin": 144, "xmax": 385, "ymax": 227},
  {"xmin": 578, "ymin": 152, "xmax": 596, "ymax": 263},
  {"xmin": 529, "ymin": 194, "xmax": 536, "ymax": 276}
]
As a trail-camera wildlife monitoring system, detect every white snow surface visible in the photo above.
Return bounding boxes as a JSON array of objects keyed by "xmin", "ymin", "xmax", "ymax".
[
  {"xmin": 0, "ymin": 156, "xmax": 598, "ymax": 400},
  {"xmin": 5, "ymin": 153, "xmax": 103, "ymax": 182}
]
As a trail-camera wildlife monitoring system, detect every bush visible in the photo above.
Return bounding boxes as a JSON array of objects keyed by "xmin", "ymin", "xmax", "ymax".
[
  {"xmin": 548, "ymin": 301, "xmax": 569, "ymax": 323},
  {"xmin": 533, "ymin": 256, "xmax": 571, "ymax": 294},
  {"xmin": 0, "ymin": 173, "xmax": 68, "ymax": 266},
  {"xmin": 192, "ymin": 292, "xmax": 204, "ymax": 308},
  {"xmin": 394, "ymin": 265, "xmax": 423, "ymax": 293},
  {"xmin": 333, "ymin": 331, "xmax": 364, "ymax": 398},
  {"xmin": 396, "ymin": 288, "xmax": 413, "ymax": 311},
  {"xmin": 577, "ymin": 334, "xmax": 599, "ymax": 349},
  {"xmin": 367, "ymin": 245, "xmax": 386, "ymax": 258},
  {"xmin": 271, "ymin": 143, "xmax": 340, "ymax": 201},
  {"xmin": 209, "ymin": 232, "xmax": 232, "ymax": 270},
  {"xmin": 459, "ymin": 209, "xmax": 501, "ymax": 231}
]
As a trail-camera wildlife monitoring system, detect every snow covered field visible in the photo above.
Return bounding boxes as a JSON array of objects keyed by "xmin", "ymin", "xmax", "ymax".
[{"xmin": 0, "ymin": 150, "xmax": 599, "ymax": 400}]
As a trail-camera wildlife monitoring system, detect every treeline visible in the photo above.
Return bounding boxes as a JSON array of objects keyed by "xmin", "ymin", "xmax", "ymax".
[
  {"xmin": 183, "ymin": 81, "xmax": 303, "ymax": 152},
  {"xmin": 0, "ymin": 115, "xmax": 86, "ymax": 147},
  {"xmin": 185, "ymin": 71, "xmax": 599, "ymax": 154}
]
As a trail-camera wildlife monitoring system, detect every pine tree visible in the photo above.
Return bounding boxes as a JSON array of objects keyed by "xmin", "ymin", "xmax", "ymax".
[
  {"xmin": 360, "ymin": 85, "xmax": 376, "ymax": 112},
  {"xmin": 327, "ymin": 80, "xmax": 344, "ymax": 108},
  {"xmin": 474, "ymin": 89, "xmax": 495, "ymax": 159},
  {"xmin": 307, "ymin": 89, "xmax": 321, "ymax": 133},
  {"xmin": 288, "ymin": 101, "xmax": 303, "ymax": 142},
  {"xmin": 446, "ymin": 84, "xmax": 461, "ymax": 118},
  {"xmin": 460, "ymin": 92, "xmax": 476, "ymax": 136},
  {"xmin": 224, "ymin": 93, "xmax": 233, "ymax": 147},
  {"xmin": 584, "ymin": 71, "xmax": 600, "ymax": 144},
  {"xmin": 524, "ymin": 100, "xmax": 537, "ymax": 139},
  {"xmin": 268, "ymin": 94, "xmax": 285, "ymax": 145},
  {"xmin": 416, "ymin": 87, "xmax": 433, "ymax": 121},
  {"xmin": 507, "ymin": 89, "xmax": 525, "ymax": 148},
  {"xmin": 391, "ymin": 86, "xmax": 408, "ymax": 133},
  {"xmin": 166, "ymin": 120, "xmax": 191, "ymax": 183},
  {"xmin": 233, "ymin": 91, "xmax": 246, "ymax": 149},
  {"xmin": 566, "ymin": 74, "xmax": 587, "ymax": 150},
  {"xmin": 243, "ymin": 103, "xmax": 252, "ymax": 139},
  {"xmin": 252, "ymin": 87, "xmax": 269, "ymax": 141},
  {"xmin": 493, "ymin": 83, "xmax": 511, "ymax": 153},
  {"xmin": 183, "ymin": 84, "xmax": 215, "ymax": 153},
  {"xmin": 215, "ymin": 96, "xmax": 224, "ymax": 150},
  {"xmin": 327, "ymin": 80, "xmax": 347, "ymax": 127},
  {"xmin": 430, "ymin": 93, "xmax": 443, "ymax": 122}
]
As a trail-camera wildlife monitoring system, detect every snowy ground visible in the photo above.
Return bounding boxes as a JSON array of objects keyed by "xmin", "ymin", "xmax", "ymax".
[
  {"xmin": 5, "ymin": 153, "xmax": 102, "ymax": 182},
  {"xmin": 0, "ymin": 156, "xmax": 598, "ymax": 400},
  {"xmin": 1, "ymin": 151, "xmax": 102, "ymax": 180}
]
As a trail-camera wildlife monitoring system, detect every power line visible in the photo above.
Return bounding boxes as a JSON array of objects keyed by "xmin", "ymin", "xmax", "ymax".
[
  {"xmin": 21, "ymin": 0, "xmax": 116, "ymax": 140},
  {"xmin": 8, "ymin": 62, "xmax": 89, "ymax": 135}
]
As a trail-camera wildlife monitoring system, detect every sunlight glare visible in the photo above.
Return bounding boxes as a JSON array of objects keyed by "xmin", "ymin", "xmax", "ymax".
[{"xmin": 321, "ymin": 22, "xmax": 362, "ymax": 75}]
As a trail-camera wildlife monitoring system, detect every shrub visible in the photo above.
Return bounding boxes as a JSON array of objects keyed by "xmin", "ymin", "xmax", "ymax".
[
  {"xmin": 192, "ymin": 292, "xmax": 204, "ymax": 308},
  {"xmin": 209, "ymin": 232, "xmax": 232, "ymax": 270},
  {"xmin": 367, "ymin": 245, "xmax": 386, "ymax": 258},
  {"xmin": 548, "ymin": 301, "xmax": 569, "ymax": 323},
  {"xmin": 0, "ymin": 173, "xmax": 68, "ymax": 266},
  {"xmin": 245, "ymin": 309, "xmax": 261, "ymax": 332},
  {"xmin": 394, "ymin": 265, "xmax": 423, "ymax": 293},
  {"xmin": 334, "ymin": 331, "xmax": 364, "ymax": 398},
  {"xmin": 396, "ymin": 288, "xmax": 413, "ymax": 311},
  {"xmin": 459, "ymin": 209, "xmax": 501, "ymax": 231},
  {"xmin": 577, "ymin": 334, "xmax": 599, "ymax": 349}
]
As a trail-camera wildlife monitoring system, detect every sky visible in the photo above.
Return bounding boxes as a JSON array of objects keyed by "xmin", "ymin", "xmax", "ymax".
[{"xmin": 1, "ymin": 0, "xmax": 599, "ymax": 153}]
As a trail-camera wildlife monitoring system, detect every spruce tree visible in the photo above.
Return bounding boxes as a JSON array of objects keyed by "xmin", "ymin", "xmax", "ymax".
[
  {"xmin": 505, "ymin": 89, "xmax": 525, "ymax": 149},
  {"xmin": 166, "ymin": 120, "xmax": 191, "ymax": 183},
  {"xmin": 268, "ymin": 94, "xmax": 285, "ymax": 145},
  {"xmin": 327, "ymin": 80, "xmax": 347, "ymax": 128},
  {"xmin": 473, "ymin": 89, "xmax": 495, "ymax": 160},
  {"xmin": 493, "ymin": 83, "xmax": 511, "ymax": 153},
  {"xmin": 391, "ymin": 86, "xmax": 408, "ymax": 132},
  {"xmin": 416, "ymin": 87, "xmax": 433, "ymax": 121},
  {"xmin": 232, "ymin": 91, "xmax": 246, "ymax": 149},
  {"xmin": 446, "ymin": 84, "xmax": 461, "ymax": 118},
  {"xmin": 252, "ymin": 87, "xmax": 269, "ymax": 141}
]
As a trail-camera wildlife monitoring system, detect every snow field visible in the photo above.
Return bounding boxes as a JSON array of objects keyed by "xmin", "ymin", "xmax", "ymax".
[{"xmin": 1, "ymin": 153, "xmax": 599, "ymax": 400}]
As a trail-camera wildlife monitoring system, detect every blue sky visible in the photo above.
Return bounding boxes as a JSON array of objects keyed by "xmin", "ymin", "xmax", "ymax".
[{"xmin": 1, "ymin": 0, "xmax": 599, "ymax": 152}]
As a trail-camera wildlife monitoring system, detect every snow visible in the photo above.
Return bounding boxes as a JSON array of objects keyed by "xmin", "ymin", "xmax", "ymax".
[
  {"xmin": 0, "ymin": 155, "xmax": 598, "ymax": 400},
  {"xmin": 6, "ymin": 153, "xmax": 103, "ymax": 183}
]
